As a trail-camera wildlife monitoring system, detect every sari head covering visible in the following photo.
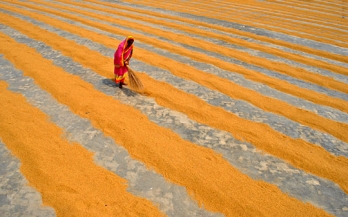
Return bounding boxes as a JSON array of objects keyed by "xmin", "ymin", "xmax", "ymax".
[{"xmin": 114, "ymin": 36, "xmax": 134, "ymax": 83}]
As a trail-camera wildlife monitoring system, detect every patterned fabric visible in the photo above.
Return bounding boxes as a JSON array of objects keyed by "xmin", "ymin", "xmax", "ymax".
[{"xmin": 114, "ymin": 36, "xmax": 134, "ymax": 83}]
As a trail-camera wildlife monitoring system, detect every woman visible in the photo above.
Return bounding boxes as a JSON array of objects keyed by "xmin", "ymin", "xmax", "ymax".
[{"xmin": 114, "ymin": 36, "xmax": 134, "ymax": 89}]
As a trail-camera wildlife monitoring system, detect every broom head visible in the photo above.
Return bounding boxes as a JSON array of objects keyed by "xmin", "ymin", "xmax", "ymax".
[{"xmin": 127, "ymin": 66, "xmax": 144, "ymax": 93}]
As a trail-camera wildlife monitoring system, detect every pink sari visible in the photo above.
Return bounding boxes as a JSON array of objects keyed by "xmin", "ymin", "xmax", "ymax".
[{"xmin": 114, "ymin": 36, "xmax": 134, "ymax": 83}]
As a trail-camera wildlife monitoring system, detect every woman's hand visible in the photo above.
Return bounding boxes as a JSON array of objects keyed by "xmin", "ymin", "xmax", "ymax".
[{"xmin": 124, "ymin": 60, "xmax": 129, "ymax": 65}]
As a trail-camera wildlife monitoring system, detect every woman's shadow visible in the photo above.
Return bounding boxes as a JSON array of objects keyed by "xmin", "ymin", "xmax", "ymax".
[{"xmin": 102, "ymin": 78, "xmax": 137, "ymax": 97}]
